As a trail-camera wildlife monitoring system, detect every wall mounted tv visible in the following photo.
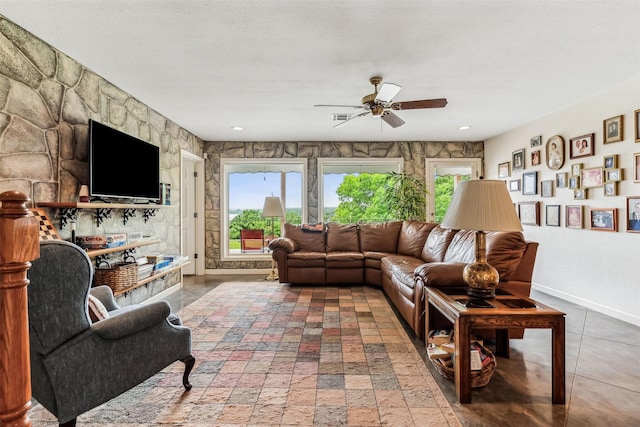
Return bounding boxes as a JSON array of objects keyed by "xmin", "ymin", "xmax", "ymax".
[{"xmin": 89, "ymin": 119, "xmax": 161, "ymax": 202}]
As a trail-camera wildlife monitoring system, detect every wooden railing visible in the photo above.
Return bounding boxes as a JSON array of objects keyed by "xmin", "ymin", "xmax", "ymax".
[{"xmin": 0, "ymin": 191, "xmax": 40, "ymax": 427}]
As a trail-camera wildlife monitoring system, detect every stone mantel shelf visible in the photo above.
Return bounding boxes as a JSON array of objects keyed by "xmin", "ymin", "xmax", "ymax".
[{"xmin": 37, "ymin": 202, "xmax": 170, "ymax": 209}]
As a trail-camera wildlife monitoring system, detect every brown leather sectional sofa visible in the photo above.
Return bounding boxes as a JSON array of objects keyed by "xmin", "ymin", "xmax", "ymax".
[{"xmin": 269, "ymin": 221, "xmax": 538, "ymax": 339}]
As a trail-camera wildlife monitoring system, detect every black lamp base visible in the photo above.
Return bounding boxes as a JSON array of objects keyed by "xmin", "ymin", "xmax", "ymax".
[{"xmin": 467, "ymin": 286, "xmax": 496, "ymax": 299}]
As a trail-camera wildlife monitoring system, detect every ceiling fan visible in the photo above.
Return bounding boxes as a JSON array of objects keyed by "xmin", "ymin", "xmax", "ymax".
[{"xmin": 314, "ymin": 76, "xmax": 447, "ymax": 128}]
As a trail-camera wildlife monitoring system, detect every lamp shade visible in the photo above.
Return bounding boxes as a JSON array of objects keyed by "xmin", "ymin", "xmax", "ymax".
[
  {"xmin": 262, "ymin": 196, "xmax": 284, "ymax": 218},
  {"xmin": 440, "ymin": 180, "xmax": 522, "ymax": 232}
]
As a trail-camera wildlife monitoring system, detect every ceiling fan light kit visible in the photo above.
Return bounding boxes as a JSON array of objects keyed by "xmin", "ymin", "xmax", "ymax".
[{"xmin": 315, "ymin": 76, "xmax": 447, "ymax": 129}]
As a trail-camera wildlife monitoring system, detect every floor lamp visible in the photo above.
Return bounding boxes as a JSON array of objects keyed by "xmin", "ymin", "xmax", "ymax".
[{"xmin": 262, "ymin": 196, "xmax": 284, "ymax": 281}]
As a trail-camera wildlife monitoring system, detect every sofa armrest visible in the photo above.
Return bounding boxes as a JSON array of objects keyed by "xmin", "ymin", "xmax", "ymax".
[
  {"xmin": 414, "ymin": 262, "xmax": 468, "ymax": 288},
  {"xmin": 268, "ymin": 237, "xmax": 298, "ymax": 253},
  {"xmin": 91, "ymin": 301, "xmax": 172, "ymax": 340}
]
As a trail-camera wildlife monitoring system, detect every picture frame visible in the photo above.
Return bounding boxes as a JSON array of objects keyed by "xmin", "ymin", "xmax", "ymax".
[
  {"xmin": 635, "ymin": 109, "xmax": 640, "ymax": 143},
  {"xmin": 512, "ymin": 149, "xmax": 525, "ymax": 171},
  {"xmin": 635, "ymin": 153, "xmax": 640, "ymax": 183},
  {"xmin": 568, "ymin": 175, "xmax": 580, "ymax": 190},
  {"xmin": 604, "ymin": 154, "xmax": 617, "ymax": 169},
  {"xmin": 566, "ymin": 205, "xmax": 583, "ymax": 229},
  {"xmin": 580, "ymin": 166, "xmax": 603, "ymax": 188},
  {"xmin": 555, "ymin": 172, "xmax": 568, "ymax": 188},
  {"xmin": 498, "ymin": 161, "xmax": 511, "ymax": 178},
  {"xmin": 509, "ymin": 179, "xmax": 521, "ymax": 192},
  {"xmin": 605, "ymin": 168, "xmax": 621, "ymax": 182},
  {"xmin": 518, "ymin": 201, "xmax": 540, "ymax": 226},
  {"xmin": 603, "ymin": 115, "xmax": 623, "ymax": 144},
  {"xmin": 545, "ymin": 205, "xmax": 561, "ymax": 227},
  {"xmin": 626, "ymin": 196, "xmax": 640, "ymax": 233},
  {"xmin": 574, "ymin": 188, "xmax": 587, "ymax": 200},
  {"xmin": 531, "ymin": 150, "xmax": 541, "ymax": 166},
  {"xmin": 530, "ymin": 135, "xmax": 542, "ymax": 147},
  {"xmin": 569, "ymin": 133, "xmax": 595, "ymax": 159},
  {"xmin": 522, "ymin": 171, "xmax": 538, "ymax": 195},
  {"xmin": 589, "ymin": 208, "xmax": 617, "ymax": 232},
  {"xmin": 604, "ymin": 182, "xmax": 617, "ymax": 196},
  {"xmin": 545, "ymin": 135, "xmax": 564, "ymax": 170},
  {"xmin": 571, "ymin": 163, "xmax": 582, "ymax": 176},
  {"xmin": 541, "ymin": 180, "xmax": 554, "ymax": 198}
]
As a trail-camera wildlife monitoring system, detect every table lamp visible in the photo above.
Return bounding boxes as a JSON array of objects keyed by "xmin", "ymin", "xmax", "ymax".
[
  {"xmin": 262, "ymin": 196, "xmax": 284, "ymax": 281},
  {"xmin": 440, "ymin": 180, "xmax": 522, "ymax": 299}
]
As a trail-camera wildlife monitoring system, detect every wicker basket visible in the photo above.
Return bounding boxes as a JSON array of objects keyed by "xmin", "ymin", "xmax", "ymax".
[
  {"xmin": 428, "ymin": 331, "xmax": 497, "ymax": 388},
  {"xmin": 94, "ymin": 259, "xmax": 138, "ymax": 292}
]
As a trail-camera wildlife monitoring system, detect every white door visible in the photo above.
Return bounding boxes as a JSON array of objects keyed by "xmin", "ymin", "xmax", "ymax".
[
  {"xmin": 426, "ymin": 158, "xmax": 482, "ymax": 223},
  {"xmin": 181, "ymin": 157, "xmax": 196, "ymax": 275}
]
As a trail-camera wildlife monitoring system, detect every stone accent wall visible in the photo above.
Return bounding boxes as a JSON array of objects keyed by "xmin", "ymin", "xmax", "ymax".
[
  {"xmin": 0, "ymin": 16, "xmax": 204, "ymax": 303},
  {"xmin": 203, "ymin": 140, "xmax": 483, "ymax": 270}
]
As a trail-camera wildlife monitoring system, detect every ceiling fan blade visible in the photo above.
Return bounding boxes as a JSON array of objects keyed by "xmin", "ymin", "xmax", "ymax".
[
  {"xmin": 374, "ymin": 82, "xmax": 402, "ymax": 104},
  {"xmin": 314, "ymin": 104, "xmax": 365, "ymax": 109},
  {"xmin": 333, "ymin": 111, "xmax": 370, "ymax": 128},
  {"xmin": 390, "ymin": 98, "xmax": 448, "ymax": 110},
  {"xmin": 381, "ymin": 111, "xmax": 405, "ymax": 128}
]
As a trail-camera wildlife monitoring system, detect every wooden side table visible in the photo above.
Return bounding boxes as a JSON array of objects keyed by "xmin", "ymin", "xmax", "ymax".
[{"xmin": 425, "ymin": 286, "xmax": 566, "ymax": 404}]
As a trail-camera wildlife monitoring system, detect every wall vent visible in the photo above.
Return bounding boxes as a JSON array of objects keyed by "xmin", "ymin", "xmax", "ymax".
[{"xmin": 332, "ymin": 113, "xmax": 354, "ymax": 122}]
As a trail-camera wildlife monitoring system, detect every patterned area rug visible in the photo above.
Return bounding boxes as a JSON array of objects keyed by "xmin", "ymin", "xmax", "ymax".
[{"xmin": 30, "ymin": 282, "xmax": 461, "ymax": 426}]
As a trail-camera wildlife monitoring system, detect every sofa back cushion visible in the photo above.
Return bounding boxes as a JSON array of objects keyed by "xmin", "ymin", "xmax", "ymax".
[
  {"xmin": 443, "ymin": 230, "xmax": 476, "ymax": 263},
  {"xmin": 443, "ymin": 230, "xmax": 528, "ymax": 281},
  {"xmin": 326, "ymin": 223, "xmax": 360, "ymax": 252},
  {"xmin": 421, "ymin": 225, "xmax": 457, "ymax": 262},
  {"xmin": 284, "ymin": 223, "xmax": 325, "ymax": 252},
  {"xmin": 359, "ymin": 221, "xmax": 402, "ymax": 253},
  {"xmin": 397, "ymin": 221, "xmax": 437, "ymax": 258},
  {"xmin": 485, "ymin": 231, "xmax": 527, "ymax": 281}
]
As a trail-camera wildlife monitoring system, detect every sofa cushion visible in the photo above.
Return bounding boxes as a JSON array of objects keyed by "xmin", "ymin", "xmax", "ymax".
[
  {"xmin": 381, "ymin": 255, "xmax": 426, "ymax": 291},
  {"xmin": 326, "ymin": 223, "xmax": 359, "ymax": 252},
  {"xmin": 397, "ymin": 221, "xmax": 437, "ymax": 258},
  {"xmin": 284, "ymin": 223, "xmax": 325, "ymax": 252},
  {"xmin": 359, "ymin": 221, "xmax": 402, "ymax": 253},
  {"xmin": 444, "ymin": 230, "xmax": 476, "ymax": 263},
  {"xmin": 486, "ymin": 231, "xmax": 527, "ymax": 281},
  {"xmin": 421, "ymin": 226, "xmax": 457, "ymax": 262}
]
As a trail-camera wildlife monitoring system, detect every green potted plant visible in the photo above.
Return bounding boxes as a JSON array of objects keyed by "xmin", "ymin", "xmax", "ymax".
[{"xmin": 382, "ymin": 171, "xmax": 429, "ymax": 221}]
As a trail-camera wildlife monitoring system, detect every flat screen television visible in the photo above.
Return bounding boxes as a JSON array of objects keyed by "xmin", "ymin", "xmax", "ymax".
[{"xmin": 89, "ymin": 119, "xmax": 161, "ymax": 202}]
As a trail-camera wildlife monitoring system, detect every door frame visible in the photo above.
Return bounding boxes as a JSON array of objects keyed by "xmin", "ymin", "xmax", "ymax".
[
  {"xmin": 180, "ymin": 150, "xmax": 205, "ymax": 275},
  {"xmin": 425, "ymin": 158, "xmax": 483, "ymax": 222}
]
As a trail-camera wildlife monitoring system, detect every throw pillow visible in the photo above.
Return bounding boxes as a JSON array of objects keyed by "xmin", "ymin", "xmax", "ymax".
[
  {"xmin": 301, "ymin": 223, "xmax": 324, "ymax": 232},
  {"xmin": 87, "ymin": 294, "xmax": 110, "ymax": 323}
]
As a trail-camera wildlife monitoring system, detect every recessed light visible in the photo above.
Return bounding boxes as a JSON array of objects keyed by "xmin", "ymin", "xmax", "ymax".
[
  {"xmin": 458, "ymin": 125, "xmax": 471, "ymax": 130},
  {"xmin": 231, "ymin": 126, "xmax": 244, "ymax": 131}
]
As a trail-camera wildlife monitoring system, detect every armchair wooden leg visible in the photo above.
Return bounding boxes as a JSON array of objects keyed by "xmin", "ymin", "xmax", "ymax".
[
  {"xmin": 60, "ymin": 418, "xmax": 76, "ymax": 427},
  {"xmin": 181, "ymin": 354, "xmax": 195, "ymax": 390}
]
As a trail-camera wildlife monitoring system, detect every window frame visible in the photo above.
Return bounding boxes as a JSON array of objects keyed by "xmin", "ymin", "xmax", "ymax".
[{"xmin": 221, "ymin": 158, "xmax": 307, "ymax": 261}]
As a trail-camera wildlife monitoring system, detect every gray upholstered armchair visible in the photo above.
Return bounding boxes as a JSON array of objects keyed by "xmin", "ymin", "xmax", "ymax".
[{"xmin": 27, "ymin": 240, "xmax": 195, "ymax": 427}]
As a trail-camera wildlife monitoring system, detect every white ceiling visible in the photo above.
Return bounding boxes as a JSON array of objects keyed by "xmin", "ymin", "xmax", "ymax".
[{"xmin": 1, "ymin": 1, "xmax": 639, "ymax": 143}]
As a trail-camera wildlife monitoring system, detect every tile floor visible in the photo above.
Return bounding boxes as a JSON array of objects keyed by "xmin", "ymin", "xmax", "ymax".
[{"xmin": 166, "ymin": 275, "xmax": 640, "ymax": 427}]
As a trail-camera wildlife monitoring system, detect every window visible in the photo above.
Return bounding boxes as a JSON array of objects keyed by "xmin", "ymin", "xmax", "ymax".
[
  {"xmin": 221, "ymin": 159, "xmax": 306, "ymax": 260},
  {"xmin": 318, "ymin": 158, "xmax": 402, "ymax": 223},
  {"xmin": 426, "ymin": 159, "xmax": 482, "ymax": 223}
]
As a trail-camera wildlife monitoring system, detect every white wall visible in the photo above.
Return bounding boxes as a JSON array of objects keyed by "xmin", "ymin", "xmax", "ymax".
[{"xmin": 485, "ymin": 76, "xmax": 640, "ymax": 326}]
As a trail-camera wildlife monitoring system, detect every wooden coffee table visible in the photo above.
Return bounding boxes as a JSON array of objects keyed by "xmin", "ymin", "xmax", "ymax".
[{"xmin": 424, "ymin": 286, "xmax": 565, "ymax": 404}]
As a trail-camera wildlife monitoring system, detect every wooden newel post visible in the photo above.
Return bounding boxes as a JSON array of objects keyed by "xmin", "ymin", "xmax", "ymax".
[{"xmin": 0, "ymin": 191, "xmax": 40, "ymax": 427}]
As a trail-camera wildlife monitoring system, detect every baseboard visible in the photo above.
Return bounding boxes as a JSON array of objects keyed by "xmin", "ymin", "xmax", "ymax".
[
  {"xmin": 532, "ymin": 282, "xmax": 640, "ymax": 326},
  {"xmin": 143, "ymin": 282, "xmax": 182, "ymax": 304},
  {"xmin": 204, "ymin": 268, "xmax": 271, "ymax": 275}
]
